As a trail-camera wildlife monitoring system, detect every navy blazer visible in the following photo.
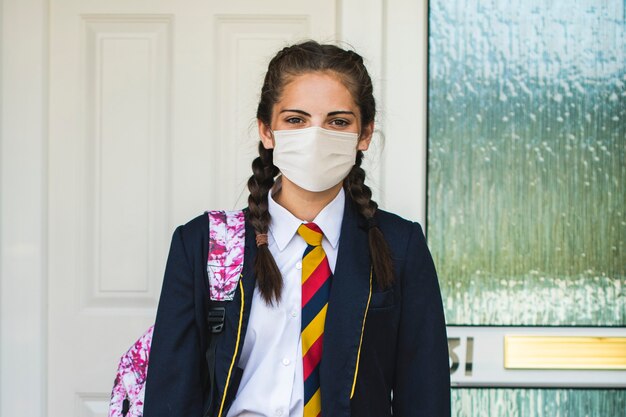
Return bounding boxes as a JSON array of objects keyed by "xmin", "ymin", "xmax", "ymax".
[{"xmin": 144, "ymin": 196, "xmax": 450, "ymax": 417}]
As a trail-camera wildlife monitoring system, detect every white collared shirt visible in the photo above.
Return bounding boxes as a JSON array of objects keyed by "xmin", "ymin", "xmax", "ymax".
[{"xmin": 225, "ymin": 188, "xmax": 345, "ymax": 417}]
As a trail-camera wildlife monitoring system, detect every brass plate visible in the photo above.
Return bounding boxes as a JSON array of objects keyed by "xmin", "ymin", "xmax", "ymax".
[{"xmin": 504, "ymin": 336, "xmax": 626, "ymax": 370}]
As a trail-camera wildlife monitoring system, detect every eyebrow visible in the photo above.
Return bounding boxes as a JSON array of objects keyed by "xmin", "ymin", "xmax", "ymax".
[
  {"xmin": 328, "ymin": 110, "xmax": 356, "ymax": 117},
  {"xmin": 280, "ymin": 109, "xmax": 311, "ymax": 116},
  {"xmin": 279, "ymin": 109, "xmax": 356, "ymax": 117}
]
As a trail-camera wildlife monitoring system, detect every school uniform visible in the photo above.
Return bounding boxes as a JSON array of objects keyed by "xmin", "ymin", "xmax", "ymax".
[{"xmin": 143, "ymin": 190, "xmax": 451, "ymax": 417}]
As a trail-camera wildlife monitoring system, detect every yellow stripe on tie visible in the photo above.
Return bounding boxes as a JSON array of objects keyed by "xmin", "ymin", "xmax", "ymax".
[
  {"xmin": 298, "ymin": 226, "xmax": 322, "ymax": 246},
  {"xmin": 302, "ymin": 304, "xmax": 328, "ymax": 356},
  {"xmin": 302, "ymin": 247, "xmax": 325, "ymax": 284},
  {"xmin": 303, "ymin": 388, "xmax": 322, "ymax": 417}
]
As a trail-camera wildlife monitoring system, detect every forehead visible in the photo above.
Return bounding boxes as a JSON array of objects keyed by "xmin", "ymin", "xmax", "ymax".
[{"xmin": 276, "ymin": 71, "xmax": 357, "ymax": 112}]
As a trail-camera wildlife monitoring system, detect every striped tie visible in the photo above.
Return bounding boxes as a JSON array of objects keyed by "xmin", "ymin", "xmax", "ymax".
[{"xmin": 297, "ymin": 222, "xmax": 332, "ymax": 417}]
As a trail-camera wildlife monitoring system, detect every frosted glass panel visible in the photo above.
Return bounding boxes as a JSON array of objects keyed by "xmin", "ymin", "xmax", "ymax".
[
  {"xmin": 428, "ymin": 0, "xmax": 626, "ymax": 325},
  {"xmin": 452, "ymin": 389, "xmax": 626, "ymax": 417}
]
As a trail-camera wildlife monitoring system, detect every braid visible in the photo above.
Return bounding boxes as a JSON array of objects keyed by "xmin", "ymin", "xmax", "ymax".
[
  {"xmin": 344, "ymin": 151, "xmax": 395, "ymax": 289},
  {"xmin": 246, "ymin": 142, "xmax": 282, "ymax": 304}
]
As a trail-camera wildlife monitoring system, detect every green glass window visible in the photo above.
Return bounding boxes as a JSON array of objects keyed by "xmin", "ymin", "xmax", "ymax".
[
  {"xmin": 428, "ymin": 0, "xmax": 625, "ymax": 327},
  {"xmin": 452, "ymin": 389, "xmax": 626, "ymax": 417}
]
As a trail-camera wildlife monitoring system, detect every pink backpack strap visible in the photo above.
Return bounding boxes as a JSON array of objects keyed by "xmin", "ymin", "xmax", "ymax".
[
  {"xmin": 109, "ymin": 210, "xmax": 245, "ymax": 417},
  {"xmin": 207, "ymin": 210, "xmax": 245, "ymax": 301},
  {"xmin": 109, "ymin": 326, "xmax": 153, "ymax": 417}
]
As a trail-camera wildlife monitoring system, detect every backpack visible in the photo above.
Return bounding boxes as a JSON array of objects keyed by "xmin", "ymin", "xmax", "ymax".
[{"xmin": 108, "ymin": 210, "xmax": 246, "ymax": 417}]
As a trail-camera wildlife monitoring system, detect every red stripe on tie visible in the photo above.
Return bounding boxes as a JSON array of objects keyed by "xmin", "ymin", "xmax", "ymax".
[
  {"xmin": 302, "ymin": 258, "xmax": 332, "ymax": 305},
  {"xmin": 303, "ymin": 334, "xmax": 324, "ymax": 380},
  {"xmin": 303, "ymin": 222, "xmax": 323, "ymax": 234}
]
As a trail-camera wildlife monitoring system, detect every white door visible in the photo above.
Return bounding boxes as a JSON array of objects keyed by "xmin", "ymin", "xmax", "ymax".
[{"xmin": 48, "ymin": 1, "xmax": 337, "ymax": 415}]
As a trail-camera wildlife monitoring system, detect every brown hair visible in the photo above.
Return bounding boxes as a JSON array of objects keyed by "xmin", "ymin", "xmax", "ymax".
[{"xmin": 248, "ymin": 40, "xmax": 394, "ymax": 304}]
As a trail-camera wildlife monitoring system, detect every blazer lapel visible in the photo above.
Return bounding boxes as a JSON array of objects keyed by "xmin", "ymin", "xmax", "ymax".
[{"xmin": 320, "ymin": 197, "xmax": 371, "ymax": 415}]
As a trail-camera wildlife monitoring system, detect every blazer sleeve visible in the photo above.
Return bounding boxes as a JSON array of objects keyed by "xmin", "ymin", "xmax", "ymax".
[
  {"xmin": 392, "ymin": 223, "xmax": 451, "ymax": 417},
  {"xmin": 143, "ymin": 225, "xmax": 205, "ymax": 417}
]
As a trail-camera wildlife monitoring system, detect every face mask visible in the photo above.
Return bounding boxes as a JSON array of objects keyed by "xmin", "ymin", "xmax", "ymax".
[{"xmin": 272, "ymin": 126, "xmax": 359, "ymax": 192}]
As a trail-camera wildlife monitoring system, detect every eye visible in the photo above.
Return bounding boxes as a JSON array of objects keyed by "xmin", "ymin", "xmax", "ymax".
[
  {"xmin": 285, "ymin": 116, "xmax": 304, "ymax": 124},
  {"xmin": 329, "ymin": 118, "xmax": 350, "ymax": 127}
]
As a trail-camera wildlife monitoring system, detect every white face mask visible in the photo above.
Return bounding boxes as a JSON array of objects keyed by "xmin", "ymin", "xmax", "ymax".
[{"xmin": 272, "ymin": 126, "xmax": 359, "ymax": 192}]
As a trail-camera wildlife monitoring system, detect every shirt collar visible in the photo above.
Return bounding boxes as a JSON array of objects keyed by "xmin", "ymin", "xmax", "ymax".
[{"xmin": 268, "ymin": 187, "xmax": 345, "ymax": 252}]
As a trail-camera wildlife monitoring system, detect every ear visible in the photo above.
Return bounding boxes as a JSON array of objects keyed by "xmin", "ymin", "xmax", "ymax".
[
  {"xmin": 258, "ymin": 119, "xmax": 274, "ymax": 149},
  {"xmin": 357, "ymin": 121, "xmax": 374, "ymax": 151}
]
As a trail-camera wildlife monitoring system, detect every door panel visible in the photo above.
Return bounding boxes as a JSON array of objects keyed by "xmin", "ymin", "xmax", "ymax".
[{"xmin": 48, "ymin": 1, "xmax": 336, "ymax": 415}]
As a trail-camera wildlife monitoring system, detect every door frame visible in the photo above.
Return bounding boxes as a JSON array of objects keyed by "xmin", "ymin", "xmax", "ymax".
[
  {"xmin": 341, "ymin": 0, "xmax": 429, "ymax": 225},
  {"xmin": 0, "ymin": 0, "xmax": 49, "ymax": 416},
  {"xmin": 381, "ymin": 0, "xmax": 429, "ymax": 225}
]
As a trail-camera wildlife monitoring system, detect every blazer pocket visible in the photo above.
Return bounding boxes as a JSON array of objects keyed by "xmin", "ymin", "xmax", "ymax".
[{"xmin": 369, "ymin": 289, "xmax": 394, "ymax": 310}]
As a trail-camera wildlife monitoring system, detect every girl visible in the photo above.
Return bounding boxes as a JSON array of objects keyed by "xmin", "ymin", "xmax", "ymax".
[{"xmin": 143, "ymin": 40, "xmax": 450, "ymax": 417}]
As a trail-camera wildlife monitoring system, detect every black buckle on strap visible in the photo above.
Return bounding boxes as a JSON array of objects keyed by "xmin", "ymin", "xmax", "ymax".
[{"xmin": 207, "ymin": 307, "xmax": 226, "ymax": 333}]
